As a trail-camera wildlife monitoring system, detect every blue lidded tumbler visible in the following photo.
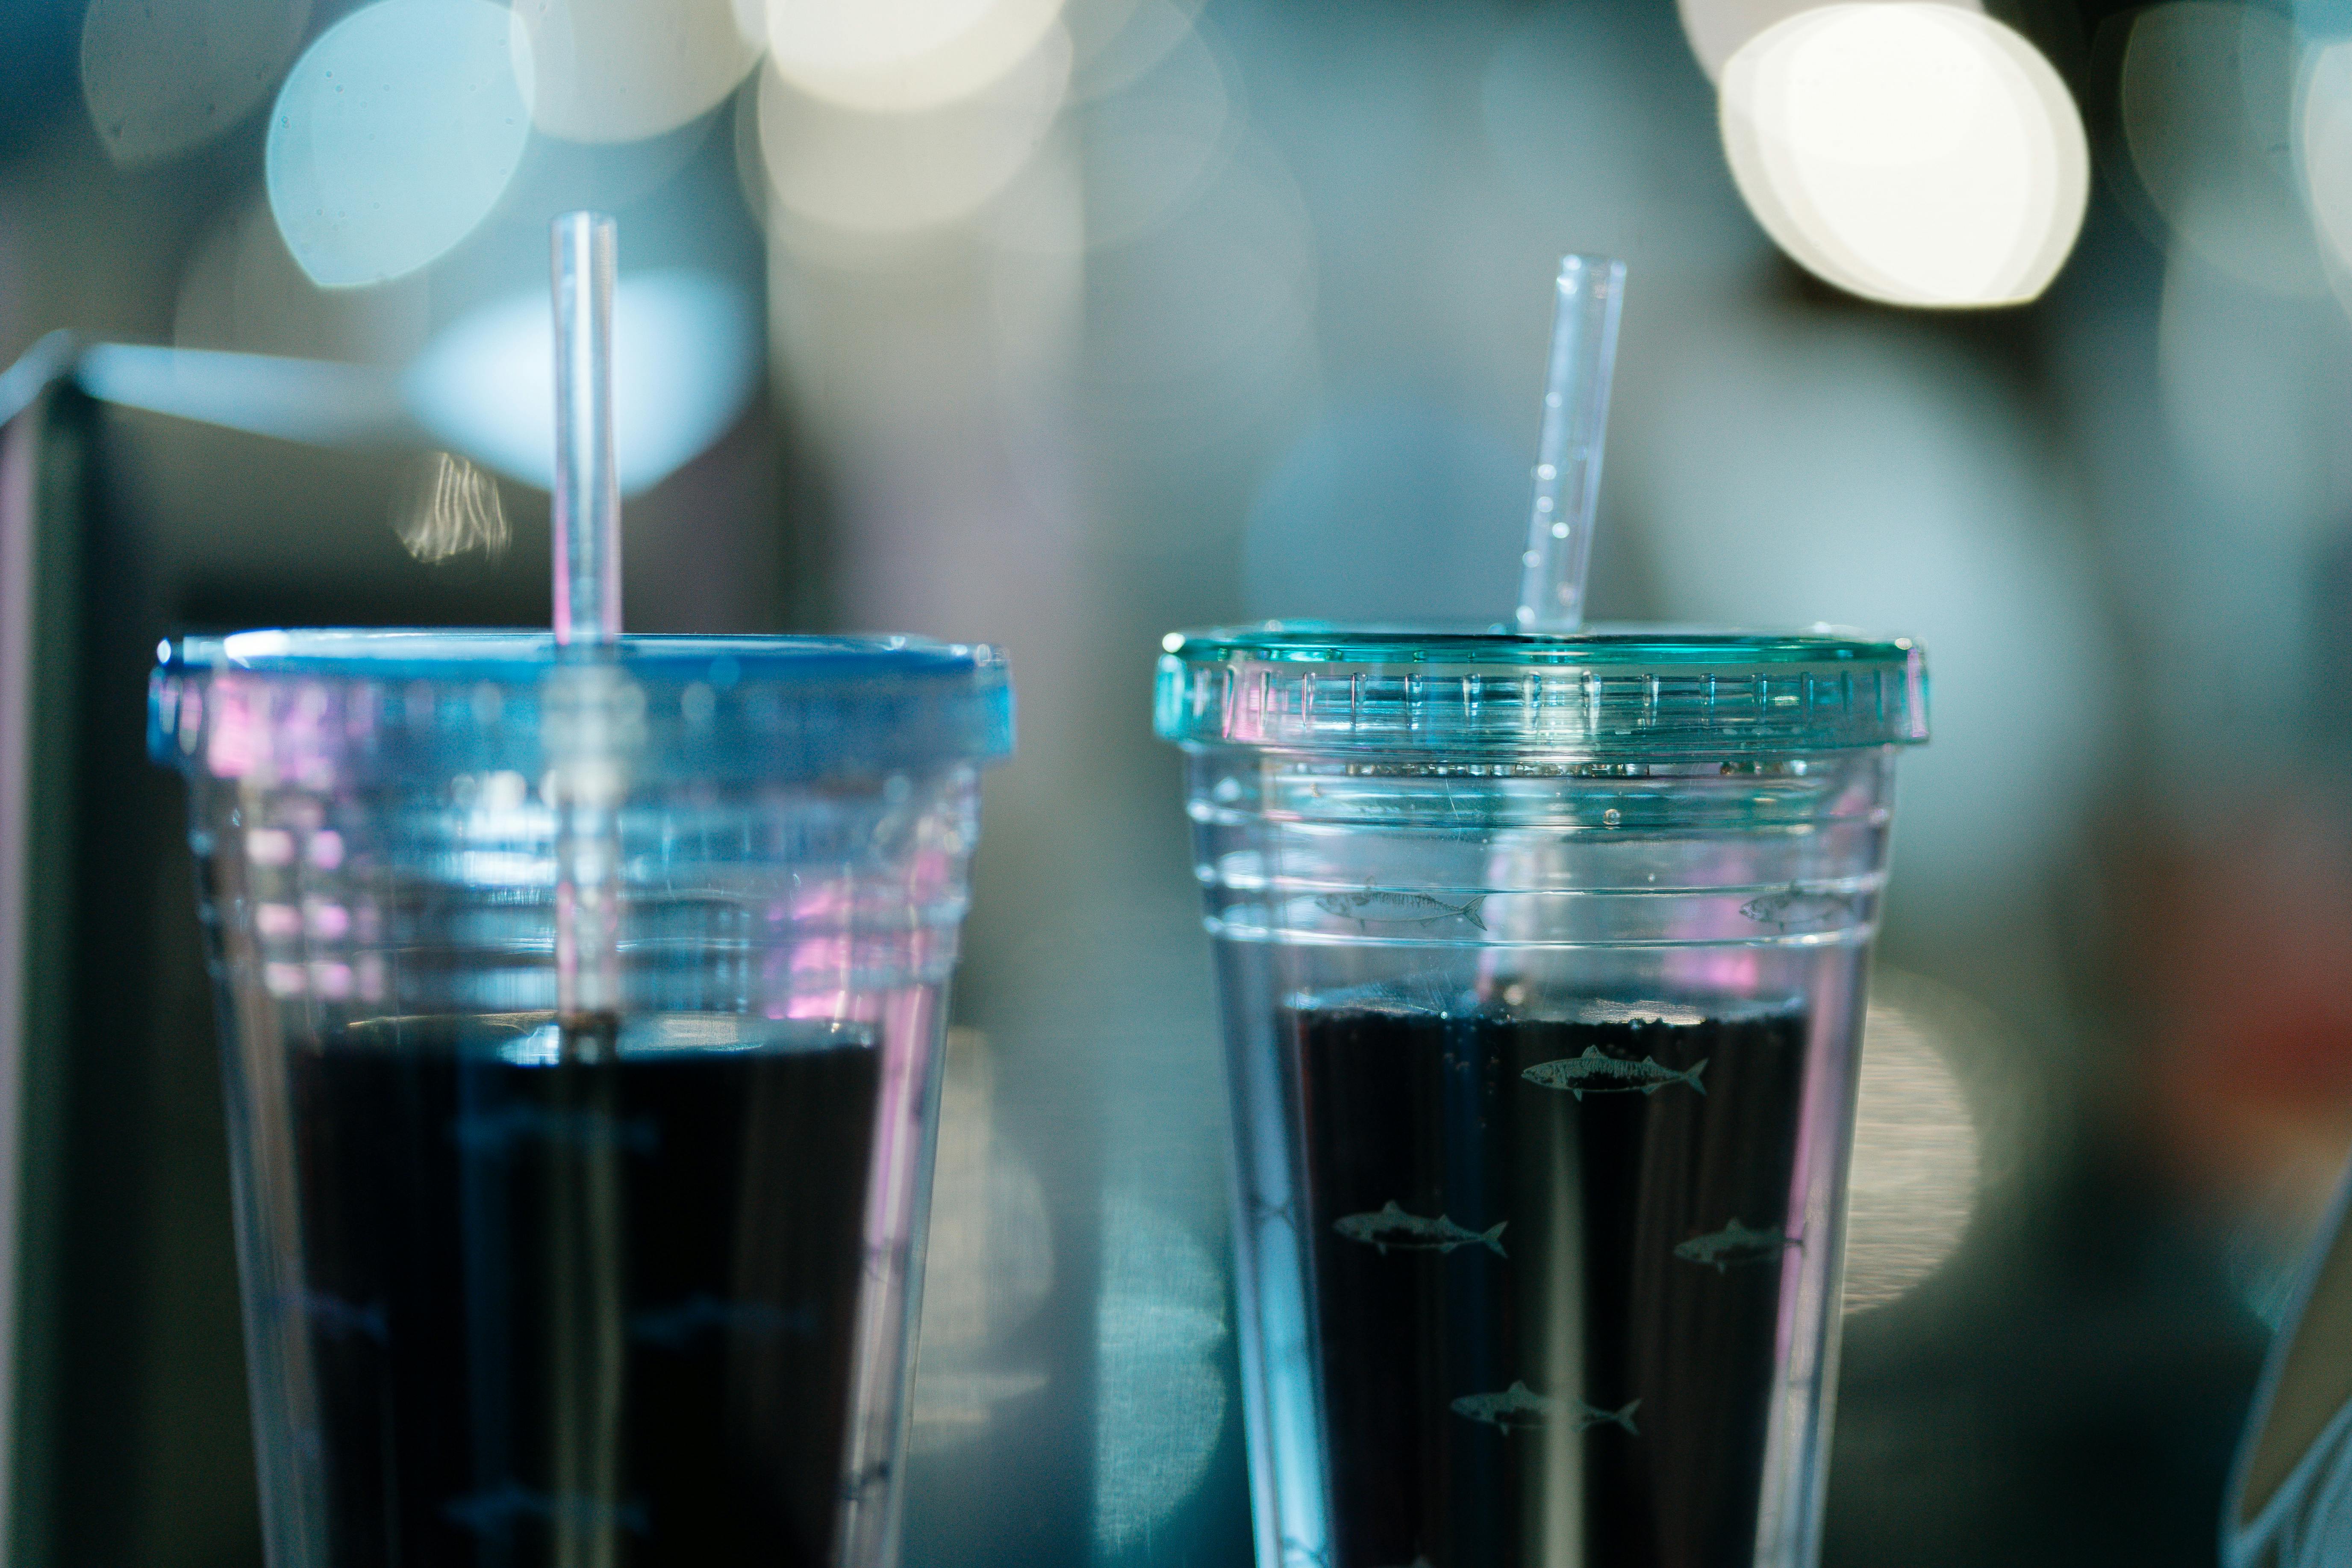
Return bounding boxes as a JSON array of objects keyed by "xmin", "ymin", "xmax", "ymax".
[
  {"xmin": 150, "ymin": 630, "xmax": 1011, "ymax": 1568},
  {"xmin": 1155, "ymin": 626, "xmax": 1928, "ymax": 1568}
]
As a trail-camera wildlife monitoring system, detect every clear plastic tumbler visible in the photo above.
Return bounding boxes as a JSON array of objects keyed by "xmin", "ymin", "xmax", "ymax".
[
  {"xmin": 149, "ymin": 630, "xmax": 1012, "ymax": 1568},
  {"xmin": 1154, "ymin": 627, "xmax": 1928, "ymax": 1568}
]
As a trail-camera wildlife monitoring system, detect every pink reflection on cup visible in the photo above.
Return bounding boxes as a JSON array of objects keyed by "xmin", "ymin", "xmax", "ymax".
[{"xmin": 208, "ymin": 679, "xmax": 257, "ymax": 780}]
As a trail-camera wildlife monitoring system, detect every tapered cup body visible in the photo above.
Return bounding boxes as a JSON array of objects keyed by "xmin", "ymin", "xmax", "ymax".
[
  {"xmin": 1155, "ymin": 626, "xmax": 1926, "ymax": 1568},
  {"xmin": 152, "ymin": 630, "xmax": 1012, "ymax": 1568}
]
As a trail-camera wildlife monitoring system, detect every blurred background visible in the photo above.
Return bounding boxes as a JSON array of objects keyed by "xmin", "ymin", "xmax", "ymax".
[{"xmin": 0, "ymin": 0, "xmax": 2348, "ymax": 1562}]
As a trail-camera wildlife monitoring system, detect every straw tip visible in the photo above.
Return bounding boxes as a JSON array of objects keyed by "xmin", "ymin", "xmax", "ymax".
[
  {"xmin": 552, "ymin": 209, "xmax": 618, "ymax": 240},
  {"xmin": 1557, "ymin": 253, "xmax": 1629, "ymax": 288}
]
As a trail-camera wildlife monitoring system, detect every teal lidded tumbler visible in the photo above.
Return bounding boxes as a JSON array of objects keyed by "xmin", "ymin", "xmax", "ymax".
[
  {"xmin": 151, "ymin": 630, "xmax": 1011, "ymax": 1568},
  {"xmin": 1155, "ymin": 625, "xmax": 1926, "ymax": 1568}
]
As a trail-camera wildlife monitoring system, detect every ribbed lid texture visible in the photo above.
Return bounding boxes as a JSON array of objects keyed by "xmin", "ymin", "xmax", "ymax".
[
  {"xmin": 1154, "ymin": 624, "xmax": 1926, "ymax": 757},
  {"xmin": 152, "ymin": 630, "xmax": 1013, "ymax": 783}
]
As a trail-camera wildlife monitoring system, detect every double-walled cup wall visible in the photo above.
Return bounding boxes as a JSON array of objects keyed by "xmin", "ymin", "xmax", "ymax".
[
  {"xmin": 1157, "ymin": 629, "xmax": 1927, "ymax": 1568},
  {"xmin": 151, "ymin": 632, "xmax": 1011, "ymax": 1568}
]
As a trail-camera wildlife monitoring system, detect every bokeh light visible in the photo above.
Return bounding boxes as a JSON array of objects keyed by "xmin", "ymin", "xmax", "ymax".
[
  {"xmin": 1077, "ymin": 131, "xmax": 1319, "ymax": 453},
  {"xmin": 765, "ymin": 0, "xmax": 1064, "ymax": 113},
  {"xmin": 1845, "ymin": 982, "xmax": 1984, "ymax": 1312},
  {"xmin": 1484, "ymin": 0, "xmax": 1761, "ymax": 277},
  {"xmin": 1625, "ymin": 302, "xmax": 2117, "ymax": 903},
  {"xmin": 2120, "ymin": 3, "xmax": 2326, "ymax": 298},
  {"xmin": 403, "ymin": 270, "xmax": 759, "ymax": 493},
  {"xmin": 80, "ymin": 0, "xmax": 310, "ymax": 169},
  {"xmin": 1677, "ymin": 0, "xmax": 1980, "ymax": 84},
  {"xmin": 1073, "ymin": 20, "xmax": 1235, "ymax": 249},
  {"xmin": 1068, "ymin": 0, "xmax": 1207, "ymax": 99},
  {"xmin": 2158, "ymin": 248, "xmax": 2352, "ymax": 544},
  {"xmin": 511, "ymin": 0, "xmax": 761, "ymax": 144},
  {"xmin": 74, "ymin": 344, "xmax": 409, "ymax": 448},
  {"xmin": 755, "ymin": 30, "xmax": 1070, "ymax": 235},
  {"xmin": 176, "ymin": 191, "xmax": 431, "ymax": 365},
  {"xmin": 1092, "ymin": 1194, "xmax": 1228, "ymax": 1554},
  {"xmin": 910, "ymin": 1030, "xmax": 1053, "ymax": 1453},
  {"xmin": 1243, "ymin": 401, "xmax": 1525, "ymax": 621},
  {"xmin": 2304, "ymin": 41, "xmax": 2352, "ymax": 289},
  {"xmin": 1719, "ymin": 3, "xmax": 2087, "ymax": 308},
  {"xmin": 266, "ymin": 0, "xmax": 535, "ymax": 288}
]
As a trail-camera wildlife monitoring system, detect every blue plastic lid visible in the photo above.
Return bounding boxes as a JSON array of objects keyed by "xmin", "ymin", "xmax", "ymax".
[
  {"xmin": 151, "ymin": 630, "xmax": 1013, "ymax": 783},
  {"xmin": 1154, "ymin": 622, "xmax": 1926, "ymax": 757}
]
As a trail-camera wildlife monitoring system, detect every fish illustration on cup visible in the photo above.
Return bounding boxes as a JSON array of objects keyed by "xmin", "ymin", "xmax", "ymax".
[
  {"xmin": 1674, "ymin": 1218, "xmax": 1800, "ymax": 1274},
  {"xmin": 1520, "ymin": 1047, "xmax": 1707, "ymax": 1100},
  {"xmin": 1738, "ymin": 885, "xmax": 1860, "ymax": 930},
  {"xmin": 1333, "ymin": 1200, "xmax": 1508, "ymax": 1258},
  {"xmin": 1312, "ymin": 886, "xmax": 1487, "ymax": 932},
  {"xmin": 1451, "ymin": 1381, "xmax": 1640, "ymax": 1436}
]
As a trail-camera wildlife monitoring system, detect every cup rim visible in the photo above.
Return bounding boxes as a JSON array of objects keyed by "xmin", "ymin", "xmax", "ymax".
[{"xmin": 159, "ymin": 628, "xmax": 1005, "ymax": 684}]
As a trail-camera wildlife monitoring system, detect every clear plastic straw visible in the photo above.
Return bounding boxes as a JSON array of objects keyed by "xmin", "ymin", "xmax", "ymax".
[
  {"xmin": 552, "ymin": 211, "xmax": 621, "ymax": 646},
  {"xmin": 546, "ymin": 211, "xmax": 631, "ymax": 1551},
  {"xmin": 1515, "ymin": 254, "xmax": 1626, "ymax": 633},
  {"xmin": 548, "ymin": 211, "xmax": 628, "ymax": 1036}
]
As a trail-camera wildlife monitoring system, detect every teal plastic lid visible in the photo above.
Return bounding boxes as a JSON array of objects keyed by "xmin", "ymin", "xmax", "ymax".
[
  {"xmin": 151, "ymin": 630, "xmax": 1013, "ymax": 783},
  {"xmin": 1154, "ymin": 623, "xmax": 1926, "ymax": 757}
]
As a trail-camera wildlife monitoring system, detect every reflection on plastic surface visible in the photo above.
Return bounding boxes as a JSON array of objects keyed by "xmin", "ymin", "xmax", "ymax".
[
  {"xmin": 80, "ymin": 0, "xmax": 309, "ymax": 168},
  {"xmin": 1094, "ymin": 1194, "xmax": 1229, "ymax": 1555},
  {"xmin": 392, "ymin": 451, "xmax": 510, "ymax": 565},
  {"xmin": 265, "ymin": 0, "xmax": 534, "ymax": 288}
]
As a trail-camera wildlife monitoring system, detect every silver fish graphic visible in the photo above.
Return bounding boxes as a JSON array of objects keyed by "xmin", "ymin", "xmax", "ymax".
[
  {"xmin": 443, "ymin": 1483, "xmax": 651, "ymax": 1537},
  {"xmin": 1334, "ymin": 1200, "xmax": 1507, "ymax": 1258},
  {"xmin": 1313, "ymin": 888, "xmax": 1487, "ymax": 931},
  {"xmin": 630, "ymin": 1293, "xmax": 817, "ymax": 1350},
  {"xmin": 1450, "ymin": 1381, "xmax": 1640, "ymax": 1436},
  {"xmin": 1521, "ymin": 1047, "xmax": 1707, "ymax": 1100},
  {"xmin": 1674, "ymin": 1218, "xmax": 1799, "ymax": 1274},
  {"xmin": 1738, "ymin": 887, "xmax": 1858, "ymax": 930}
]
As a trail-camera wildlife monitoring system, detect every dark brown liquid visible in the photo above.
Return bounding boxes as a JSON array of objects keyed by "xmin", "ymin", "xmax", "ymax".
[
  {"xmin": 1290, "ymin": 1001, "xmax": 1811, "ymax": 1568},
  {"xmin": 288, "ymin": 1012, "xmax": 880, "ymax": 1566}
]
